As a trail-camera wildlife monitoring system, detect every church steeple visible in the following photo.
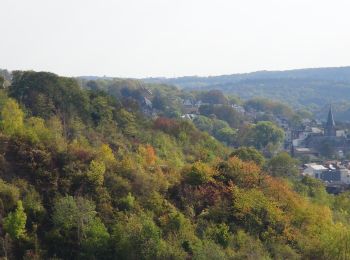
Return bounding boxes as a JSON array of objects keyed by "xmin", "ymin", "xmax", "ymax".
[{"xmin": 325, "ymin": 105, "xmax": 336, "ymax": 136}]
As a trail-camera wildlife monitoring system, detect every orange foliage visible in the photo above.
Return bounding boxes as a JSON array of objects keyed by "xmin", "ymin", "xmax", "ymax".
[
  {"xmin": 216, "ymin": 156, "xmax": 262, "ymax": 188},
  {"xmin": 154, "ymin": 117, "xmax": 179, "ymax": 136},
  {"xmin": 145, "ymin": 144, "xmax": 156, "ymax": 165},
  {"xmin": 138, "ymin": 144, "xmax": 157, "ymax": 165}
]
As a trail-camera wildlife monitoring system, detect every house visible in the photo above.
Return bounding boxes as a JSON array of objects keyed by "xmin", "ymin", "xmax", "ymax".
[
  {"xmin": 183, "ymin": 99, "xmax": 199, "ymax": 114},
  {"xmin": 302, "ymin": 162, "xmax": 350, "ymax": 184},
  {"xmin": 183, "ymin": 99, "xmax": 193, "ymax": 107},
  {"xmin": 232, "ymin": 104, "xmax": 245, "ymax": 114},
  {"xmin": 181, "ymin": 114, "xmax": 197, "ymax": 120},
  {"xmin": 294, "ymin": 147, "xmax": 319, "ymax": 158},
  {"xmin": 303, "ymin": 163, "xmax": 328, "ymax": 178}
]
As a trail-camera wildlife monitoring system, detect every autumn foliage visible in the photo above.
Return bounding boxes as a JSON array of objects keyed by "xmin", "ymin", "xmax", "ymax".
[{"xmin": 0, "ymin": 71, "xmax": 349, "ymax": 259}]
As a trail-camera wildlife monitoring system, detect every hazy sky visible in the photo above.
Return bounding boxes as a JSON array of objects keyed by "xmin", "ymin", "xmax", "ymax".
[{"xmin": 1, "ymin": 0, "xmax": 350, "ymax": 78}]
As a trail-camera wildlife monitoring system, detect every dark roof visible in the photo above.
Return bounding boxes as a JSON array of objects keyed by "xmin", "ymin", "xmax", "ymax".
[{"xmin": 321, "ymin": 170, "xmax": 341, "ymax": 182}]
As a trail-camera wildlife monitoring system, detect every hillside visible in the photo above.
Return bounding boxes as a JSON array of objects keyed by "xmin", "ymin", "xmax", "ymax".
[
  {"xmin": 1, "ymin": 71, "xmax": 350, "ymax": 259},
  {"xmin": 144, "ymin": 67, "xmax": 350, "ymax": 87},
  {"xmin": 143, "ymin": 66, "xmax": 350, "ymax": 120}
]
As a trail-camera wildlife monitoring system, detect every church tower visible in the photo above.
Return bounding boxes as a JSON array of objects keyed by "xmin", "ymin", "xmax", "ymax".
[{"xmin": 325, "ymin": 105, "xmax": 336, "ymax": 137}]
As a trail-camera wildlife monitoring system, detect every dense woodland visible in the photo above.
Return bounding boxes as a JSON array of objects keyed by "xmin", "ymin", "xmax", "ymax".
[
  {"xmin": 1, "ymin": 71, "xmax": 350, "ymax": 259},
  {"xmin": 143, "ymin": 66, "xmax": 350, "ymax": 121}
]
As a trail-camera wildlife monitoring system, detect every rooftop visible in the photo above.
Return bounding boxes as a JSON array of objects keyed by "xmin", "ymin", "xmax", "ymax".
[{"xmin": 305, "ymin": 163, "xmax": 328, "ymax": 171}]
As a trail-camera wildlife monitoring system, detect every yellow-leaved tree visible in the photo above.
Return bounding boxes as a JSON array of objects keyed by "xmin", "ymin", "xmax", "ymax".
[{"xmin": 1, "ymin": 99, "xmax": 24, "ymax": 136}]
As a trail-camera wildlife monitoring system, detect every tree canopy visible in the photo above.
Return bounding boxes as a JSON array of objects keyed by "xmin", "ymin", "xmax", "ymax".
[{"xmin": 0, "ymin": 70, "xmax": 348, "ymax": 259}]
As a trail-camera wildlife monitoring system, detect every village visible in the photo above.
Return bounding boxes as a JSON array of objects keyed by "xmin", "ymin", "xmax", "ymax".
[
  {"xmin": 133, "ymin": 86, "xmax": 350, "ymax": 194},
  {"xmin": 183, "ymin": 101, "xmax": 350, "ymax": 194}
]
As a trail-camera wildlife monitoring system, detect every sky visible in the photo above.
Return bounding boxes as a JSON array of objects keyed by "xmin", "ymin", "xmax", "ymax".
[{"xmin": 1, "ymin": 0, "xmax": 350, "ymax": 78}]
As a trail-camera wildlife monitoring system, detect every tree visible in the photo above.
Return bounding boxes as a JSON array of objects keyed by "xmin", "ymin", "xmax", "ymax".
[
  {"xmin": 244, "ymin": 98, "xmax": 294, "ymax": 119},
  {"xmin": 201, "ymin": 90, "xmax": 228, "ymax": 105},
  {"xmin": 1, "ymin": 99, "xmax": 24, "ymax": 135},
  {"xmin": 52, "ymin": 196, "xmax": 109, "ymax": 258},
  {"xmin": 193, "ymin": 116, "xmax": 214, "ymax": 133},
  {"xmin": 0, "ymin": 76, "xmax": 4, "ymax": 89},
  {"xmin": 3, "ymin": 200, "xmax": 27, "ymax": 240},
  {"xmin": 90, "ymin": 94, "xmax": 113, "ymax": 126},
  {"xmin": 9, "ymin": 71, "xmax": 90, "ymax": 123},
  {"xmin": 212, "ymin": 105, "xmax": 242, "ymax": 128},
  {"xmin": 25, "ymin": 117, "xmax": 51, "ymax": 143},
  {"xmin": 232, "ymin": 187, "xmax": 283, "ymax": 237},
  {"xmin": 86, "ymin": 80, "xmax": 99, "ymax": 91},
  {"xmin": 152, "ymin": 94, "xmax": 167, "ymax": 111},
  {"xmin": 216, "ymin": 157, "xmax": 261, "ymax": 188},
  {"xmin": 215, "ymin": 127, "xmax": 236, "ymax": 145},
  {"xmin": 138, "ymin": 144, "xmax": 157, "ymax": 165},
  {"xmin": 318, "ymin": 139, "xmax": 336, "ymax": 158},
  {"xmin": 80, "ymin": 218, "xmax": 110, "ymax": 258},
  {"xmin": 119, "ymin": 192, "xmax": 136, "ymax": 211},
  {"xmin": 86, "ymin": 160, "xmax": 106, "ymax": 186},
  {"xmin": 205, "ymin": 223, "xmax": 231, "ymax": 248},
  {"xmin": 199, "ymin": 104, "xmax": 241, "ymax": 128},
  {"xmin": 97, "ymin": 144, "xmax": 117, "ymax": 168},
  {"xmin": 52, "ymin": 196, "xmax": 98, "ymax": 243},
  {"xmin": 0, "ymin": 179, "xmax": 20, "ymax": 212},
  {"xmin": 266, "ymin": 152, "xmax": 298, "ymax": 178},
  {"xmin": 112, "ymin": 213, "xmax": 164, "ymax": 260},
  {"xmin": 230, "ymin": 147, "xmax": 265, "ymax": 166},
  {"xmin": 246, "ymin": 121, "xmax": 284, "ymax": 151},
  {"xmin": 184, "ymin": 162, "xmax": 213, "ymax": 186}
]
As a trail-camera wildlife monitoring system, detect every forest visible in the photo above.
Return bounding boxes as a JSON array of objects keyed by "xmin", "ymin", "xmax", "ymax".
[
  {"xmin": 1, "ymin": 71, "xmax": 350, "ymax": 259},
  {"xmin": 143, "ymin": 66, "xmax": 350, "ymax": 121}
]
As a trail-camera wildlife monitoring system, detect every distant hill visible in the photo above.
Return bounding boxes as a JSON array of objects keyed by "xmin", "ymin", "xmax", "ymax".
[
  {"xmin": 143, "ymin": 66, "xmax": 350, "ymax": 120},
  {"xmin": 143, "ymin": 66, "xmax": 350, "ymax": 89}
]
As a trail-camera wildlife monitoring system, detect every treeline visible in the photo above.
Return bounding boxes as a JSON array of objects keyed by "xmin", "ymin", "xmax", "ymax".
[
  {"xmin": 142, "ymin": 66, "xmax": 350, "ymax": 118},
  {"xmin": 0, "ymin": 71, "xmax": 350, "ymax": 259},
  {"xmin": 79, "ymin": 78, "xmax": 304, "ymax": 151}
]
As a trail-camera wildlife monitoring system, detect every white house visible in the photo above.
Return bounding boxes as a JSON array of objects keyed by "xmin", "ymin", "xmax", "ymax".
[{"xmin": 303, "ymin": 163, "xmax": 327, "ymax": 179}]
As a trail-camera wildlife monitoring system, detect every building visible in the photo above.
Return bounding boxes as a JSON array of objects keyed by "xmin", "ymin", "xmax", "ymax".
[
  {"xmin": 325, "ymin": 105, "xmax": 336, "ymax": 137},
  {"xmin": 302, "ymin": 163, "xmax": 350, "ymax": 184},
  {"xmin": 292, "ymin": 105, "xmax": 350, "ymax": 158},
  {"xmin": 303, "ymin": 163, "xmax": 328, "ymax": 178}
]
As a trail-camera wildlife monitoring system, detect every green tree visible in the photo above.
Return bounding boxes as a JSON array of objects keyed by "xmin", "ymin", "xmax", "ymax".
[
  {"xmin": 152, "ymin": 93, "xmax": 167, "ymax": 111},
  {"xmin": 266, "ymin": 152, "xmax": 298, "ymax": 178},
  {"xmin": 215, "ymin": 127, "xmax": 236, "ymax": 145},
  {"xmin": 1, "ymin": 99, "xmax": 24, "ymax": 135},
  {"xmin": 25, "ymin": 117, "xmax": 51, "ymax": 143},
  {"xmin": 86, "ymin": 160, "xmax": 106, "ymax": 186},
  {"xmin": 0, "ymin": 179, "xmax": 20, "ymax": 212},
  {"xmin": 119, "ymin": 192, "xmax": 136, "ymax": 211},
  {"xmin": 81, "ymin": 218, "xmax": 110, "ymax": 259},
  {"xmin": 201, "ymin": 90, "xmax": 228, "ymax": 105},
  {"xmin": 193, "ymin": 116, "xmax": 214, "ymax": 133},
  {"xmin": 205, "ymin": 223, "xmax": 231, "ymax": 248},
  {"xmin": 52, "ymin": 196, "xmax": 109, "ymax": 258},
  {"xmin": 9, "ymin": 71, "xmax": 90, "ymax": 125},
  {"xmin": 3, "ymin": 200, "xmax": 27, "ymax": 239},
  {"xmin": 246, "ymin": 121, "xmax": 284, "ymax": 150},
  {"xmin": 230, "ymin": 147, "xmax": 265, "ymax": 166},
  {"xmin": 52, "ymin": 196, "xmax": 96, "ymax": 243},
  {"xmin": 112, "ymin": 213, "xmax": 165, "ymax": 260},
  {"xmin": 184, "ymin": 162, "xmax": 213, "ymax": 186}
]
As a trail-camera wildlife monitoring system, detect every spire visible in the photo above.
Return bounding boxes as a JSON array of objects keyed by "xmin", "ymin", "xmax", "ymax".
[
  {"xmin": 326, "ymin": 105, "xmax": 335, "ymax": 128},
  {"xmin": 325, "ymin": 104, "xmax": 336, "ymax": 136}
]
